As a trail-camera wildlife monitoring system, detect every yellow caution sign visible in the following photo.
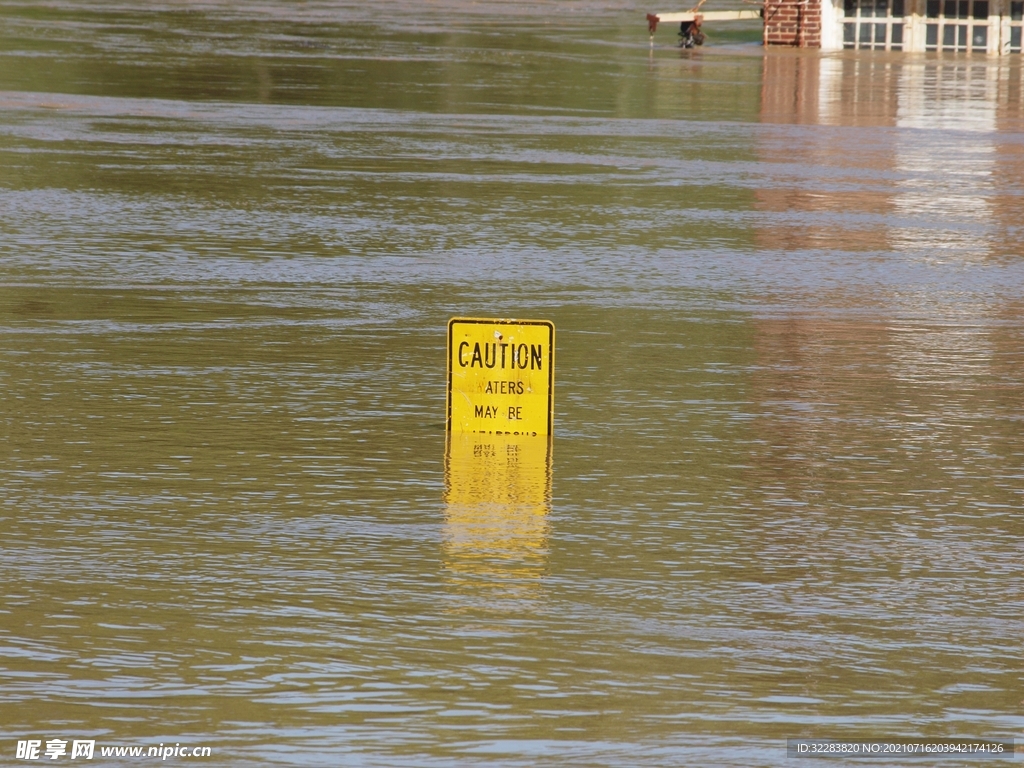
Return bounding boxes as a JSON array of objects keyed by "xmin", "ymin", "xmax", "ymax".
[{"xmin": 447, "ymin": 318, "xmax": 555, "ymax": 435}]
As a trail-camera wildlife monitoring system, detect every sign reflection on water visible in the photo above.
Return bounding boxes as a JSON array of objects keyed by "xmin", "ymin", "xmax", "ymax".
[{"xmin": 443, "ymin": 433, "xmax": 552, "ymax": 601}]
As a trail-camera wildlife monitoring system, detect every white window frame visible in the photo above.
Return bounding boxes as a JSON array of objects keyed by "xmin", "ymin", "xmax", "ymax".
[{"xmin": 842, "ymin": 0, "xmax": 911, "ymax": 49}]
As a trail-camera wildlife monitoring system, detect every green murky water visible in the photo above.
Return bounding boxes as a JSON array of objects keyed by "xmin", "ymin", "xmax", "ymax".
[{"xmin": 2, "ymin": 2, "xmax": 1023, "ymax": 765}]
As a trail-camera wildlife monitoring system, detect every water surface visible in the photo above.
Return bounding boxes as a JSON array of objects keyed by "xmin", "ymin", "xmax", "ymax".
[{"xmin": 2, "ymin": 2, "xmax": 1023, "ymax": 765}]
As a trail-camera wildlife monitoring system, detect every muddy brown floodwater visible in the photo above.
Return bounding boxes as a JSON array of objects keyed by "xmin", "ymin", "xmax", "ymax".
[{"xmin": 1, "ymin": 1, "xmax": 1023, "ymax": 766}]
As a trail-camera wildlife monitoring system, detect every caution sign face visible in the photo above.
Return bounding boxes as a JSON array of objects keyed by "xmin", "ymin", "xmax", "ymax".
[{"xmin": 447, "ymin": 318, "xmax": 554, "ymax": 435}]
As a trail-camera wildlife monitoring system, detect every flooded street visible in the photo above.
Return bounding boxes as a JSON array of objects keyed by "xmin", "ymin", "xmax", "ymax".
[{"xmin": 2, "ymin": 1, "xmax": 1023, "ymax": 765}]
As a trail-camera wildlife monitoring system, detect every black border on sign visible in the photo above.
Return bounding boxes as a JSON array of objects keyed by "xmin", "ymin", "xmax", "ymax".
[{"xmin": 446, "ymin": 318, "xmax": 555, "ymax": 436}]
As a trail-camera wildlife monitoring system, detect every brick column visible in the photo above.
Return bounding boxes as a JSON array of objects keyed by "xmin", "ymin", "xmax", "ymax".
[{"xmin": 763, "ymin": 0, "xmax": 822, "ymax": 47}]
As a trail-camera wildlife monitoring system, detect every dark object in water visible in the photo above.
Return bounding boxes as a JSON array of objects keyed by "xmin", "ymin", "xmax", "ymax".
[{"xmin": 678, "ymin": 19, "xmax": 706, "ymax": 47}]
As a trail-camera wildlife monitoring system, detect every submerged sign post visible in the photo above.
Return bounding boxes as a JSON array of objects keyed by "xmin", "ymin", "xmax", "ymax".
[{"xmin": 447, "ymin": 318, "xmax": 555, "ymax": 436}]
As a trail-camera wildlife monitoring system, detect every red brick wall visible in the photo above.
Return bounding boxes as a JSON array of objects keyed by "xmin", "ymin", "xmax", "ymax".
[{"xmin": 763, "ymin": 0, "xmax": 821, "ymax": 47}]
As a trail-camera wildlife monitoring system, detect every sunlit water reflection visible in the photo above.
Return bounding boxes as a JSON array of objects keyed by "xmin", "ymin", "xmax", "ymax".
[{"xmin": 1, "ymin": 1, "xmax": 1023, "ymax": 765}]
